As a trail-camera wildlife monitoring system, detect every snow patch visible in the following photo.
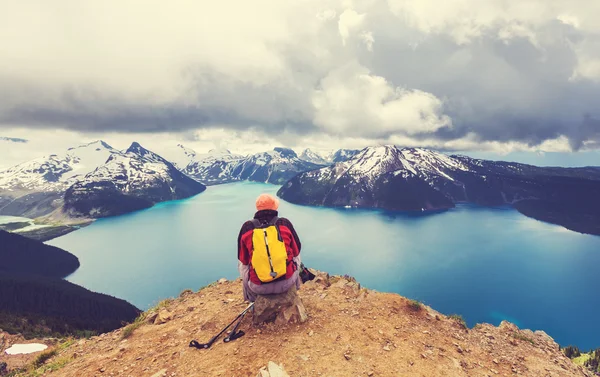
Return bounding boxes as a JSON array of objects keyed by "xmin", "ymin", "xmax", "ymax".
[{"xmin": 5, "ymin": 343, "xmax": 48, "ymax": 355}]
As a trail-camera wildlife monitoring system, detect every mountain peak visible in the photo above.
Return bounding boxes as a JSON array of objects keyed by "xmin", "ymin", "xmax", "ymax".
[
  {"xmin": 273, "ymin": 147, "xmax": 297, "ymax": 158},
  {"xmin": 68, "ymin": 140, "xmax": 114, "ymax": 151},
  {"xmin": 207, "ymin": 148, "xmax": 232, "ymax": 155},
  {"xmin": 126, "ymin": 141, "xmax": 144, "ymax": 152}
]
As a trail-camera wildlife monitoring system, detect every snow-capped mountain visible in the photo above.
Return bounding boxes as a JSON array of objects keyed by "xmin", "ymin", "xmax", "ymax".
[
  {"xmin": 278, "ymin": 145, "xmax": 600, "ymax": 235},
  {"xmin": 227, "ymin": 147, "xmax": 322, "ymax": 185},
  {"xmin": 0, "ymin": 141, "xmax": 206, "ymax": 219},
  {"xmin": 182, "ymin": 148, "xmax": 245, "ymax": 184},
  {"xmin": 180, "ymin": 147, "xmax": 321, "ymax": 185},
  {"xmin": 158, "ymin": 144, "xmax": 199, "ymax": 170},
  {"xmin": 298, "ymin": 148, "xmax": 360, "ymax": 165},
  {"xmin": 330, "ymin": 149, "xmax": 360, "ymax": 163},
  {"xmin": 0, "ymin": 140, "xmax": 116, "ymax": 192},
  {"xmin": 299, "ymin": 149, "xmax": 330, "ymax": 165}
]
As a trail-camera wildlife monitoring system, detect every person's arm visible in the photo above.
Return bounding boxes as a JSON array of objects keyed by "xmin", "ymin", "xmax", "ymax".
[
  {"xmin": 280, "ymin": 218, "xmax": 301, "ymax": 256},
  {"xmin": 237, "ymin": 221, "xmax": 253, "ymax": 265}
]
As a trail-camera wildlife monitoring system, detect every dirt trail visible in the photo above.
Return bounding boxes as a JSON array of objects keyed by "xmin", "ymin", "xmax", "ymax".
[{"xmin": 6, "ymin": 272, "xmax": 593, "ymax": 377}]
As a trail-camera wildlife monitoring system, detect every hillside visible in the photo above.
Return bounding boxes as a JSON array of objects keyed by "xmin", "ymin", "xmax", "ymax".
[
  {"xmin": 9, "ymin": 272, "xmax": 592, "ymax": 377},
  {"xmin": 0, "ymin": 273, "xmax": 140, "ymax": 339},
  {"xmin": 278, "ymin": 145, "xmax": 600, "ymax": 235},
  {"xmin": 0, "ymin": 229, "xmax": 79, "ymax": 278},
  {"xmin": 0, "ymin": 231, "xmax": 140, "ymax": 340}
]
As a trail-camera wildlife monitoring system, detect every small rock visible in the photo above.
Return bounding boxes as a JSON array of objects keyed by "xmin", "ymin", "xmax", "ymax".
[
  {"xmin": 257, "ymin": 361, "xmax": 290, "ymax": 377},
  {"xmin": 344, "ymin": 354, "xmax": 352, "ymax": 360},
  {"xmin": 367, "ymin": 372, "xmax": 374, "ymax": 376},
  {"xmin": 150, "ymin": 369, "xmax": 168, "ymax": 377},
  {"xmin": 308, "ymin": 330, "xmax": 314, "ymax": 337},
  {"xmin": 383, "ymin": 344, "xmax": 391, "ymax": 351},
  {"xmin": 297, "ymin": 355, "xmax": 309, "ymax": 361},
  {"xmin": 99, "ymin": 367, "xmax": 106, "ymax": 373},
  {"xmin": 493, "ymin": 359, "xmax": 499, "ymax": 364},
  {"xmin": 218, "ymin": 278, "xmax": 228, "ymax": 284},
  {"xmin": 257, "ymin": 369, "xmax": 270, "ymax": 377}
]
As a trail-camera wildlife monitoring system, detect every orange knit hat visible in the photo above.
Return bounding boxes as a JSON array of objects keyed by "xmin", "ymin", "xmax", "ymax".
[{"xmin": 256, "ymin": 193, "xmax": 279, "ymax": 211}]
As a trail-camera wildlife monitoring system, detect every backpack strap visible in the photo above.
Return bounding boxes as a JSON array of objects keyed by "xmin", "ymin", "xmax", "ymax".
[
  {"xmin": 267, "ymin": 216, "xmax": 284, "ymax": 242},
  {"xmin": 251, "ymin": 219, "xmax": 261, "ymax": 228}
]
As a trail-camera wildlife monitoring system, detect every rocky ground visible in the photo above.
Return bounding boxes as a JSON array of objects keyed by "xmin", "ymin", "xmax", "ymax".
[
  {"xmin": 1, "ymin": 272, "xmax": 593, "ymax": 377},
  {"xmin": 0, "ymin": 331, "xmax": 58, "ymax": 373}
]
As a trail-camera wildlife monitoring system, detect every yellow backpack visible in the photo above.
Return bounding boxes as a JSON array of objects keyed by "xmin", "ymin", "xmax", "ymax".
[{"xmin": 251, "ymin": 217, "xmax": 288, "ymax": 283}]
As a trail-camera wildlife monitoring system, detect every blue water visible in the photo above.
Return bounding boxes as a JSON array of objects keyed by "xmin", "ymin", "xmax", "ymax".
[{"xmin": 48, "ymin": 182, "xmax": 600, "ymax": 349}]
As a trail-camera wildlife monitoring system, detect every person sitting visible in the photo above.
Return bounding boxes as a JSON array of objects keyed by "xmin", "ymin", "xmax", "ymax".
[{"xmin": 237, "ymin": 193, "xmax": 302, "ymax": 302}]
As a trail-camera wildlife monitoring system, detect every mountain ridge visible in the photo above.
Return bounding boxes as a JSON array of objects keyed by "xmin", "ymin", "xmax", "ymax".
[
  {"xmin": 278, "ymin": 145, "xmax": 600, "ymax": 235},
  {"xmin": 0, "ymin": 141, "xmax": 206, "ymax": 222}
]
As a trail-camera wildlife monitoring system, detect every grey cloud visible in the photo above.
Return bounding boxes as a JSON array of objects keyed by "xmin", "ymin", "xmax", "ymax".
[{"xmin": 2, "ymin": 0, "xmax": 600, "ymax": 152}]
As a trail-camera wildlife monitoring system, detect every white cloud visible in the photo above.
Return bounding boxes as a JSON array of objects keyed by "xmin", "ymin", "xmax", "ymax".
[
  {"xmin": 312, "ymin": 62, "xmax": 451, "ymax": 136},
  {"xmin": 338, "ymin": 9, "xmax": 366, "ymax": 46}
]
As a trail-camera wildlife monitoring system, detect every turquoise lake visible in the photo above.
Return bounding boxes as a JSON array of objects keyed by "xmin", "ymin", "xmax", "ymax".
[{"xmin": 48, "ymin": 182, "xmax": 600, "ymax": 349}]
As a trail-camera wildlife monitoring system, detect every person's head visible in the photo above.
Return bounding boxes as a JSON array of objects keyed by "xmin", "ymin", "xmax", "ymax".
[{"xmin": 255, "ymin": 193, "xmax": 279, "ymax": 212}]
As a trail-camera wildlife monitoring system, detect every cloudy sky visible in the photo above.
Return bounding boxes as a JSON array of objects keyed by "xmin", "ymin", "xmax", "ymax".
[{"xmin": 1, "ymin": 0, "xmax": 600, "ymax": 167}]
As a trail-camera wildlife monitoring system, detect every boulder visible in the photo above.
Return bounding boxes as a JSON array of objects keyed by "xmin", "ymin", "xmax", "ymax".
[
  {"xmin": 153, "ymin": 309, "xmax": 173, "ymax": 325},
  {"xmin": 256, "ymin": 362, "xmax": 290, "ymax": 377},
  {"xmin": 253, "ymin": 286, "xmax": 307, "ymax": 326}
]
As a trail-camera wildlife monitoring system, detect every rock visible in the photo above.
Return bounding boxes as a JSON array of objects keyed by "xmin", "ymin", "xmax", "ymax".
[
  {"xmin": 154, "ymin": 309, "xmax": 173, "ymax": 325},
  {"xmin": 253, "ymin": 286, "xmax": 308, "ymax": 325},
  {"xmin": 383, "ymin": 344, "xmax": 391, "ymax": 351},
  {"xmin": 344, "ymin": 353, "xmax": 352, "ymax": 360},
  {"xmin": 146, "ymin": 311, "xmax": 159, "ymax": 324},
  {"xmin": 218, "ymin": 278, "xmax": 228, "ymax": 284},
  {"xmin": 312, "ymin": 271, "xmax": 330, "ymax": 288},
  {"xmin": 257, "ymin": 369, "xmax": 270, "ymax": 377},
  {"xmin": 150, "ymin": 369, "xmax": 168, "ymax": 377},
  {"xmin": 499, "ymin": 321, "xmax": 519, "ymax": 332},
  {"xmin": 331, "ymin": 277, "xmax": 361, "ymax": 297},
  {"xmin": 256, "ymin": 362, "xmax": 290, "ymax": 377}
]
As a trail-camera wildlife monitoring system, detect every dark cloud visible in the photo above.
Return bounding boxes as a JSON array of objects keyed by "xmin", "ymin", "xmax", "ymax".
[{"xmin": 2, "ymin": 0, "xmax": 600, "ymax": 152}]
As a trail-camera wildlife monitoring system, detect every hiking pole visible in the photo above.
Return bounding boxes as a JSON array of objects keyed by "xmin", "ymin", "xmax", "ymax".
[
  {"xmin": 223, "ymin": 307, "xmax": 250, "ymax": 343},
  {"xmin": 189, "ymin": 302, "xmax": 254, "ymax": 350}
]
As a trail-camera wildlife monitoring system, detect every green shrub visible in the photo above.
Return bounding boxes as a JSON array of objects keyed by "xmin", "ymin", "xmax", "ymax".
[
  {"xmin": 408, "ymin": 299, "xmax": 422, "ymax": 311},
  {"xmin": 449, "ymin": 314, "xmax": 467, "ymax": 329},
  {"xmin": 33, "ymin": 349, "xmax": 57, "ymax": 369}
]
